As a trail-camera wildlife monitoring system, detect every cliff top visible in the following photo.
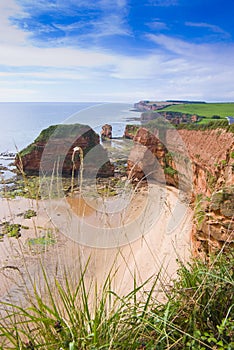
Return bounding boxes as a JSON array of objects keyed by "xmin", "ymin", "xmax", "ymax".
[
  {"xmin": 19, "ymin": 123, "xmax": 97, "ymax": 158},
  {"xmin": 34, "ymin": 123, "xmax": 93, "ymax": 143}
]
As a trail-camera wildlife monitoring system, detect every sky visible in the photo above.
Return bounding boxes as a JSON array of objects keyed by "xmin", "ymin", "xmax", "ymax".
[{"xmin": 0, "ymin": 0, "xmax": 234, "ymax": 102}]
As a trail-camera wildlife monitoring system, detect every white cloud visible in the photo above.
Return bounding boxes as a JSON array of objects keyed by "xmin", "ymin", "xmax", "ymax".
[
  {"xmin": 10, "ymin": 0, "xmax": 130, "ymax": 48},
  {"xmin": 145, "ymin": 34, "xmax": 234, "ymax": 100},
  {"xmin": 89, "ymin": 14, "xmax": 132, "ymax": 38},
  {"xmin": 99, "ymin": 0, "xmax": 127, "ymax": 9},
  {"xmin": 0, "ymin": 2, "xmax": 234, "ymax": 102},
  {"xmin": 147, "ymin": 21, "xmax": 168, "ymax": 31},
  {"xmin": 1, "ymin": 32, "xmax": 234, "ymax": 102},
  {"xmin": 0, "ymin": 0, "xmax": 29, "ymax": 44},
  {"xmin": 0, "ymin": 87, "xmax": 36, "ymax": 100},
  {"xmin": 148, "ymin": 0, "xmax": 178, "ymax": 7},
  {"xmin": 146, "ymin": 33, "xmax": 211, "ymax": 56},
  {"xmin": 0, "ymin": 45, "xmax": 118, "ymax": 68},
  {"xmin": 185, "ymin": 21, "xmax": 231, "ymax": 39}
]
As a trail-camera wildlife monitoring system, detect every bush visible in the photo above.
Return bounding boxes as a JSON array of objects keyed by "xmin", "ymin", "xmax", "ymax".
[{"xmin": 23, "ymin": 209, "xmax": 37, "ymax": 219}]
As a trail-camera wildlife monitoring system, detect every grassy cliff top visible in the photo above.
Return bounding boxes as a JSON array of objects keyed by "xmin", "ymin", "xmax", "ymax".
[
  {"xmin": 19, "ymin": 123, "xmax": 97, "ymax": 157},
  {"xmin": 34, "ymin": 123, "xmax": 93, "ymax": 143},
  {"xmin": 125, "ymin": 119, "xmax": 234, "ymax": 135},
  {"xmin": 159, "ymin": 102, "xmax": 234, "ymax": 119}
]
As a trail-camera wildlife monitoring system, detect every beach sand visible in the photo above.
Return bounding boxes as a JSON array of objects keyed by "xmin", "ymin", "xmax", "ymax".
[{"xmin": 0, "ymin": 184, "xmax": 193, "ymax": 308}]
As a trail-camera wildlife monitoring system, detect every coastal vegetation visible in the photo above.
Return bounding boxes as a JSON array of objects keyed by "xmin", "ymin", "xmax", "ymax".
[
  {"xmin": 176, "ymin": 119, "xmax": 234, "ymax": 132},
  {"xmin": 27, "ymin": 229, "xmax": 56, "ymax": 252},
  {"xmin": 0, "ymin": 176, "xmax": 41, "ymax": 199},
  {"xmin": 159, "ymin": 102, "xmax": 234, "ymax": 119},
  {"xmin": 0, "ymin": 222, "xmax": 22, "ymax": 238},
  {"xmin": 0, "ymin": 249, "xmax": 233, "ymax": 349},
  {"xmin": 127, "ymin": 117, "xmax": 234, "ymax": 135},
  {"xmin": 147, "ymin": 117, "xmax": 234, "ymax": 132},
  {"xmin": 19, "ymin": 124, "xmax": 97, "ymax": 158}
]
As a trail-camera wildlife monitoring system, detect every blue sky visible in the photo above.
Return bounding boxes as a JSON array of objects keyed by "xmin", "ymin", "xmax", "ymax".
[{"xmin": 0, "ymin": 0, "xmax": 234, "ymax": 102}]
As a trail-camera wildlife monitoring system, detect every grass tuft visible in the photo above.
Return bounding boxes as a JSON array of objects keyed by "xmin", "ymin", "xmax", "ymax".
[{"xmin": 0, "ymin": 250, "xmax": 233, "ymax": 349}]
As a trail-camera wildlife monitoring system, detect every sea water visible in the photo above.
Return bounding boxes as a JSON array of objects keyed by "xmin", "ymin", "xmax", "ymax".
[
  {"xmin": 0, "ymin": 102, "xmax": 140, "ymax": 181},
  {"xmin": 0, "ymin": 102, "xmax": 140, "ymax": 152}
]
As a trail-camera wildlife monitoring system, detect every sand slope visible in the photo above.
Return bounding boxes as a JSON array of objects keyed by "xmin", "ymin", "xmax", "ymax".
[{"xmin": 0, "ymin": 185, "xmax": 192, "ymax": 307}]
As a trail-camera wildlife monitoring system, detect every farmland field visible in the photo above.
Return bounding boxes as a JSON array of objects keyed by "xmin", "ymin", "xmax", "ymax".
[{"xmin": 159, "ymin": 103, "xmax": 234, "ymax": 119}]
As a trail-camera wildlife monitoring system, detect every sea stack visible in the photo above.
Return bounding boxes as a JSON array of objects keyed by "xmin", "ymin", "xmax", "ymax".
[
  {"xmin": 15, "ymin": 123, "xmax": 114, "ymax": 178},
  {"xmin": 101, "ymin": 124, "xmax": 112, "ymax": 141}
]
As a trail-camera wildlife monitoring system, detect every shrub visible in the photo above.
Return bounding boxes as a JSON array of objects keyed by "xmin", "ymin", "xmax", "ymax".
[
  {"xmin": 23, "ymin": 209, "xmax": 37, "ymax": 219},
  {"xmin": 164, "ymin": 166, "xmax": 178, "ymax": 176}
]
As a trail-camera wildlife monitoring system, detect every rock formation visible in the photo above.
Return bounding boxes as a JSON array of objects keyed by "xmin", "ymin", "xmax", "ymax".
[
  {"xmin": 127, "ymin": 127, "xmax": 177, "ymax": 186},
  {"xmin": 101, "ymin": 124, "xmax": 112, "ymax": 141},
  {"xmin": 15, "ymin": 123, "xmax": 114, "ymax": 178},
  {"xmin": 124, "ymin": 125, "xmax": 140, "ymax": 139},
  {"xmin": 125, "ymin": 124, "xmax": 234, "ymax": 256}
]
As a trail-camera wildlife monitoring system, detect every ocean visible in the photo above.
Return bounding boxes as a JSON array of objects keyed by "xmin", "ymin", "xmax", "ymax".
[
  {"xmin": 0, "ymin": 102, "xmax": 140, "ymax": 180},
  {"xmin": 0, "ymin": 102, "xmax": 141, "ymax": 152}
]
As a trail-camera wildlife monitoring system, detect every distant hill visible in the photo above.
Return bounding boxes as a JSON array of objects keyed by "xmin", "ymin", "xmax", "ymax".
[{"xmin": 166, "ymin": 100, "xmax": 206, "ymax": 104}]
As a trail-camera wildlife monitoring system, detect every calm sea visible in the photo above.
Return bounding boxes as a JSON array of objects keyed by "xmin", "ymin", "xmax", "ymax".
[
  {"xmin": 0, "ymin": 102, "xmax": 140, "ymax": 152},
  {"xmin": 0, "ymin": 102, "xmax": 140, "ymax": 179}
]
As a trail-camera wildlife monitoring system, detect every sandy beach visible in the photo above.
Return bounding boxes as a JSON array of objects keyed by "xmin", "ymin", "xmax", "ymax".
[{"xmin": 0, "ymin": 184, "xmax": 193, "ymax": 308}]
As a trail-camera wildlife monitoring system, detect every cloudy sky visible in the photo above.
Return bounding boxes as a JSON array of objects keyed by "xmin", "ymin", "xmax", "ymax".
[{"xmin": 1, "ymin": 0, "xmax": 234, "ymax": 102}]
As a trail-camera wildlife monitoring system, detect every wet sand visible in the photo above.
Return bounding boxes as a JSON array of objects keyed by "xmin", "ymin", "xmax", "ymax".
[{"xmin": 0, "ymin": 185, "xmax": 193, "ymax": 307}]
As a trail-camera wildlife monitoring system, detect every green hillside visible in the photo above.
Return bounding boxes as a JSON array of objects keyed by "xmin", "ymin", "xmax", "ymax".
[{"xmin": 159, "ymin": 103, "xmax": 234, "ymax": 119}]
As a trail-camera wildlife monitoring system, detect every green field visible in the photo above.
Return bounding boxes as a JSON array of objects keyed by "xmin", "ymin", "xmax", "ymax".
[{"xmin": 159, "ymin": 103, "xmax": 234, "ymax": 119}]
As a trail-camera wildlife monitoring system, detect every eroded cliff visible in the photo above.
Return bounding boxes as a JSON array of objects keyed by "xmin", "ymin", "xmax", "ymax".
[
  {"xmin": 15, "ymin": 124, "xmax": 114, "ymax": 178},
  {"xmin": 125, "ymin": 124, "xmax": 234, "ymax": 256}
]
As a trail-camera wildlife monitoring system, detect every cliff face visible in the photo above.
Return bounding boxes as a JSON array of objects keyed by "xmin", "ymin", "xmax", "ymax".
[
  {"xmin": 127, "ymin": 127, "xmax": 178, "ymax": 187},
  {"xmin": 193, "ymin": 187, "xmax": 234, "ymax": 255},
  {"xmin": 15, "ymin": 124, "xmax": 114, "ymax": 178},
  {"xmin": 126, "ymin": 125, "xmax": 234, "ymax": 256},
  {"xmin": 177, "ymin": 129, "xmax": 234, "ymax": 256},
  {"xmin": 175, "ymin": 129, "xmax": 234, "ymax": 194}
]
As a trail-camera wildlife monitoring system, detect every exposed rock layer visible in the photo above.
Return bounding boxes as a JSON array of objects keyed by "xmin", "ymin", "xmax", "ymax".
[
  {"xmin": 15, "ymin": 124, "xmax": 114, "ymax": 178},
  {"xmin": 125, "ymin": 125, "xmax": 234, "ymax": 256},
  {"xmin": 101, "ymin": 124, "xmax": 112, "ymax": 140}
]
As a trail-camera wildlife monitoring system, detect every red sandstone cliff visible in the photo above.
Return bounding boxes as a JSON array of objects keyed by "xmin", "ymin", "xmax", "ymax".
[
  {"xmin": 15, "ymin": 124, "xmax": 114, "ymax": 178},
  {"xmin": 126, "ymin": 125, "xmax": 234, "ymax": 256}
]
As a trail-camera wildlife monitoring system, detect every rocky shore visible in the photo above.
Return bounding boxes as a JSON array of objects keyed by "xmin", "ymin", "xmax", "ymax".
[
  {"xmin": 1, "ymin": 118, "xmax": 233, "ymax": 306},
  {"xmin": 0, "ymin": 121, "xmax": 194, "ymax": 304},
  {"xmin": 7, "ymin": 120, "xmax": 234, "ymax": 257}
]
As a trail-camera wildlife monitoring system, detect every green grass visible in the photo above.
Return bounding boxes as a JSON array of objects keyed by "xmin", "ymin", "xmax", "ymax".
[
  {"xmin": 194, "ymin": 194, "xmax": 206, "ymax": 229},
  {"xmin": 34, "ymin": 124, "xmax": 93, "ymax": 142},
  {"xmin": 164, "ymin": 166, "xmax": 178, "ymax": 176},
  {"xmin": 26, "ymin": 230, "xmax": 56, "ymax": 254},
  {"xmin": 23, "ymin": 209, "xmax": 37, "ymax": 219},
  {"xmin": 159, "ymin": 103, "xmax": 234, "ymax": 119},
  {"xmin": 0, "ymin": 250, "xmax": 233, "ymax": 349},
  {"xmin": 19, "ymin": 123, "xmax": 99, "ymax": 158},
  {"xmin": 0, "ymin": 222, "xmax": 30, "ymax": 239},
  {"xmin": 0, "ymin": 222, "xmax": 22, "ymax": 238},
  {"xmin": 176, "ymin": 119, "xmax": 231, "ymax": 131}
]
